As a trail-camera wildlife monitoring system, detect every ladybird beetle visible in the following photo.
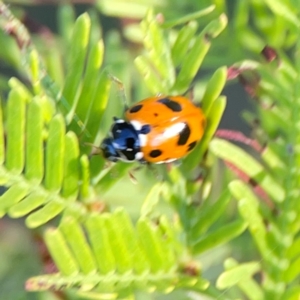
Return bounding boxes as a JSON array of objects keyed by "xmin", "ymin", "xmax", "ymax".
[{"xmin": 100, "ymin": 96, "xmax": 206, "ymax": 164}]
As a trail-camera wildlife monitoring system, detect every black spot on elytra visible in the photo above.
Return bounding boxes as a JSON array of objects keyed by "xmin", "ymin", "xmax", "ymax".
[
  {"xmin": 154, "ymin": 113, "xmax": 158, "ymax": 117},
  {"xmin": 188, "ymin": 141, "xmax": 197, "ymax": 151},
  {"xmin": 149, "ymin": 149, "xmax": 162, "ymax": 158},
  {"xmin": 177, "ymin": 123, "xmax": 191, "ymax": 145},
  {"xmin": 129, "ymin": 104, "xmax": 143, "ymax": 113},
  {"xmin": 157, "ymin": 98, "xmax": 182, "ymax": 112}
]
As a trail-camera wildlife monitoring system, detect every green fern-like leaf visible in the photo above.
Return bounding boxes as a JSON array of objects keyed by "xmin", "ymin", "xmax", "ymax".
[
  {"xmin": 26, "ymin": 210, "xmax": 209, "ymax": 298},
  {"xmin": 0, "ymin": 4, "xmax": 109, "ymax": 227},
  {"xmin": 0, "ymin": 88, "xmax": 88, "ymax": 227},
  {"xmin": 0, "ymin": 3, "xmax": 238, "ymax": 299},
  {"xmin": 135, "ymin": 8, "xmax": 227, "ymax": 95}
]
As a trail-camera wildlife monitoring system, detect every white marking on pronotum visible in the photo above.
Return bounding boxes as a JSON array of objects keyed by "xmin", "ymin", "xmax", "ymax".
[
  {"xmin": 135, "ymin": 152, "xmax": 144, "ymax": 160},
  {"xmin": 130, "ymin": 120, "xmax": 142, "ymax": 131},
  {"xmin": 138, "ymin": 134, "xmax": 147, "ymax": 147},
  {"xmin": 163, "ymin": 122, "xmax": 186, "ymax": 139},
  {"xmin": 115, "ymin": 118, "xmax": 125, "ymax": 123}
]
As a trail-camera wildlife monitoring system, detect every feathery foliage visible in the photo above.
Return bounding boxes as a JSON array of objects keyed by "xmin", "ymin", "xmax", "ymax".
[
  {"xmin": 0, "ymin": 0, "xmax": 300, "ymax": 300},
  {"xmin": 0, "ymin": 2, "xmax": 228, "ymax": 298},
  {"xmin": 27, "ymin": 210, "xmax": 209, "ymax": 298}
]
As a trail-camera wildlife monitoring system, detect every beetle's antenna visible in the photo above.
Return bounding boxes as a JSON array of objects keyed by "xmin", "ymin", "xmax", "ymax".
[
  {"xmin": 84, "ymin": 142, "xmax": 102, "ymax": 157},
  {"xmin": 183, "ymin": 83, "xmax": 195, "ymax": 100},
  {"xmin": 107, "ymin": 74, "xmax": 129, "ymax": 111}
]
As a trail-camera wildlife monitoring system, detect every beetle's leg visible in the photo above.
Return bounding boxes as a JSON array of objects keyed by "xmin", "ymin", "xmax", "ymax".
[{"xmin": 107, "ymin": 74, "xmax": 129, "ymax": 112}]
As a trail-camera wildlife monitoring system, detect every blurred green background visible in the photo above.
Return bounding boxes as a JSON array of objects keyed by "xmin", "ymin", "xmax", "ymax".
[{"xmin": 0, "ymin": 1, "xmax": 252, "ymax": 299}]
